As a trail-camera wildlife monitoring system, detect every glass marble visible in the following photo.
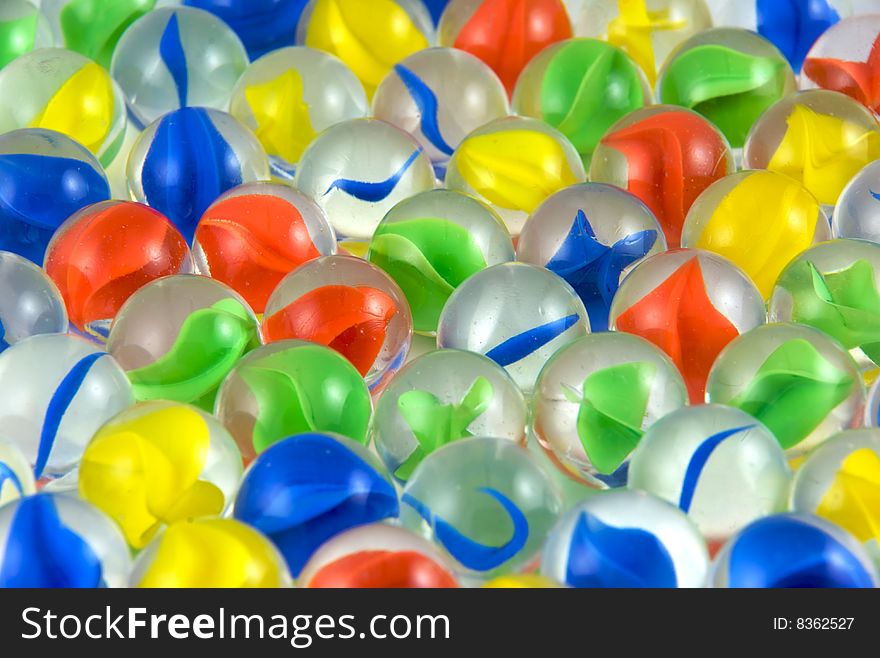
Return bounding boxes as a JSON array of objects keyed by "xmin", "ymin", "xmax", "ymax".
[
  {"xmin": 710, "ymin": 513, "xmax": 878, "ymax": 588},
  {"xmin": 234, "ymin": 432, "xmax": 398, "ymax": 577},
  {"xmin": 193, "ymin": 182, "xmax": 336, "ymax": 314},
  {"xmin": 40, "ymin": 0, "xmax": 163, "ymax": 69},
  {"xmin": 111, "ymin": 6, "xmax": 250, "ymax": 129},
  {"xmin": 628, "ymin": 404, "xmax": 792, "ymax": 547},
  {"xmin": 294, "ymin": 119, "xmax": 435, "ymax": 241},
  {"xmin": 299, "ymin": 524, "xmax": 459, "ymax": 588},
  {"xmin": 372, "ymin": 348, "xmax": 527, "ymax": 482},
  {"xmin": 45, "ymin": 201, "xmax": 193, "ymax": 341},
  {"xmin": 0, "ymin": 0, "xmax": 53, "ymax": 69},
  {"xmin": 437, "ymin": 262, "xmax": 590, "ymax": 394},
  {"xmin": 400, "ymin": 437, "xmax": 562, "ymax": 581},
  {"xmin": 0, "ymin": 48, "xmax": 126, "ymax": 166},
  {"xmin": 0, "ymin": 493, "xmax": 131, "ymax": 588},
  {"xmin": 79, "ymin": 400, "xmax": 243, "ymax": 549},
  {"xmin": 791, "ymin": 429, "xmax": 880, "ymax": 562},
  {"xmin": 445, "ymin": 117, "xmax": 586, "ymax": 235},
  {"xmin": 0, "ymin": 250, "xmax": 68, "ymax": 352},
  {"xmin": 131, "ymin": 518, "xmax": 292, "ymax": 588},
  {"xmin": 106, "ymin": 274, "xmax": 261, "ymax": 411},
  {"xmin": 590, "ymin": 105, "xmax": 734, "ymax": 249},
  {"xmin": 769, "ymin": 239, "xmax": 880, "ymax": 368},
  {"xmin": 532, "ymin": 333, "xmax": 688, "ymax": 487},
  {"xmin": 707, "ymin": 323, "xmax": 865, "ymax": 457},
  {"xmin": 0, "ymin": 128, "xmax": 111, "ymax": 264},
  {"xmin": 229, "ymin": 46, "xmax": 368, "ymax": 176},
  {"xmin": 0, "ymin": 439, "xmax": 36, "ymax": 506},
  {"xmin": 0, "ymin": 333, "xmax": 133, "ymax": 479},
  {"xmin": 743, "ymin": 90, "xmax": 880, "ymax": 208},
  {"xmin": 705, "ymin": 0, "xmax": 849, "ymax": 72},
  {"xmin": 682, "ymin": 170, "xmax": 830, "ymax": 298},
  {"xmin": 127, "ymin": 107, "xmax": 270, "ymax": 243},
  {"xmin": 184, "ymin": 0, "xmax": 308, "ymax": 59},
  {"xmin": 372, "ymin": 47, "xmax": 509, "ymax": 171},
  {"xmin": 367, "ymin": 189, "xmax": 514, "ymax": 335},
  {"xmin": 802, "ymin": 14, "xmax": 880, "ymax": 115},
  {"xmin": 513, "ymin": 38, "xmax": 651, "ymax": 166},
  {"xmin": 609, "ymin": 248, "xmax": 766, "ymax": 403},
  {"xmin": 517, "ymin": 183, "xmax": 666, "ymax": 331},
  {"xmin": 567, "ymin": 0, "xmax": 712, "ymax": 86},
  {"xmin": 834, "ymin": 160, "xmax": 880, "ymax": 242},
  {"xmin": 261, "ymin": 255, "xmax": 412, "ymax": 389},
  {"xmin": 214, "ymin": 340, "xmax": 373, "ymax": 463},
  {"xmin": 657, "ymin": 28, "xmax": 796, "ymax": 148},
  {"xmin": 296, "ymin": 0, "xmax": 433, "ymax": 99},
  {"xmin": 438, "ymin": 0, "xmax": 572, "ymax": 96},
  {"xmin": 541, "ymin": 489, "xmax": 709, "ymax": 588}
]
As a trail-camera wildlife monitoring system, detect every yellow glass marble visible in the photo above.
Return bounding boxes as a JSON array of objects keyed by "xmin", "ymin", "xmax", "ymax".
[
  {"xmin": 817, "ymin": 448, "xmax": 880, "ymax": 544},
  {"xmin": 244, "ymin": 68, "xmax": 316, "ymax": 166},
  {"xmin": 135, "ymin": 518, "xmax": 292, "ymax": 588},
  {"xmin": 767, "ymin": 105, "xmax": 880, "ymax": 206},
  {"xmin": 298, "ymin": 0, "xmax": 430, "ymax": 99},
  {"xmin": 79, "ymin": 402, "xmax": 242, "ymax": 549},
  {"xmin": 682, "ymin": 170, "xmax": 830, "ymax": 298},
  {"xmin": 0, "ymin": 48, "xmax": 127, "ymax": 166},
  {"xmin": 445, "ymin": 117, "xmax": 585, "ymax": 234},
  {"xmin": 608, "ymin": 0, "xmax": 685, "ymax": 85}
]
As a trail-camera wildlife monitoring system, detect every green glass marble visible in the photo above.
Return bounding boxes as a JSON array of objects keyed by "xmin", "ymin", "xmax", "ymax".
[
  {"xmin": 237, "ymin": 343, "xmax": 372, "ymax": 453},
  {"xmin": 660, "ymin": 44, "xmax": 790, "ymax": 147},
  {"xmin": 0, "ymin": 3, "xmax": 41, "ymax": 69},
  {"xmin": 368, "ymin": 217, "xmax": 487, "ymax": 334},
  {"xmin": 127, "ymin": 298, "xmax": 259, "ymax": 410},
  {"xmin": 565, "ymin": 361, "xmax": 655, "ymax": 475},
  {"xmin": 59, "ymin": 0, "xmax": 156, "ymax": 68},
  {"xmin": 728, "ymin": 339, "xmax": 854, "ymax": 450},
  {"xmin": 395, "ymin": 375, "xmax": 493, "ymax": 480},
  {"xmin": 536, "ymin": 40, "xmax": 647, "ymax": 165},
  {"xmin": 782, "ymin": 259, "xmax": 880, "ymax": 364}
]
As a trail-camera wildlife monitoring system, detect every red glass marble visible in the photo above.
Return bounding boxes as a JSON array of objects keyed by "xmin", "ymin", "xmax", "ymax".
[
  {"xmin": 44, "ymin": 200, "xmax": 192, "ymax": 340},
  {"xmin": 442, "ymin": 0, "xmax": 573, "ymax": 96},
  {"xmin": 590, "ymin": 107, "xmax": 733, "ymax": 248}
]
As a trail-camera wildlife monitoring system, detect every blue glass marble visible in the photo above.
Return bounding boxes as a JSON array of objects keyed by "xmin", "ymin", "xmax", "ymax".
[
  {"xmin": 400, "ymin": 437, "xmax": 562, "ymax": 581},
  {"xmin": 517, "ymin": 183, "xmax": 665, "ymax": 332},
  {"xmin": 0, "ymin": 494, "xmax": 131, "ymax": 588},
  {"xmin": 111, "ymin": 6, "xmax": 250, "ymax": 129},
  {"xmin": 233, "ymin": 432, "xmax": 399, "ymax": 578},
  {"xmin": 712, "ymin": 514, "xmax": 879, "ymax": 588},
  {"xmin": 127, "ymin": 107, "xmax": 270, "ymax": 243},
  {"xmin": 757, "ymin": 0, "xmax": 841, "ymax": 72},
  {"xmin": 541, "ymin": 490, "xmax": 709, "ymax": 588},
  {"xmin": 184, "ymin": 0, "xmax": 308, "ymax": 59},
  {"xmin": 0, "ymin": 334, "xmax": 134, "ymax": 480},
  {"xmin": 0, "ymin": 129, "xmax": 110, "ymax": 264},
  {"xmin": 437, "ymin": 262, "xmax": 589, "ymax": 394}
]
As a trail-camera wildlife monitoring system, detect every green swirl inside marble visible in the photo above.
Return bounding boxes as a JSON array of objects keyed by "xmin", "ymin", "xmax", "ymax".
[
  {"xmin": 369, "ymin": 217, "xmax": 487, "ymax": 334},
  {"xmin": 127, "ymin": 298, "xmax": 259, "ymax": 411},
  {"xmin": 782, "ymin": 259, "xmax": 880, "ymax": 364},
  {"xmin": 238, "ymin": 344, "xmax": 372, "ymax": 453},
  {"xmin": 660, "ymin": 44, "xmax": 789, "ymax": 147},
  {"xmin": 540, "ymin": 39, "xmax": 647, "ymax": 164},
  {"xmin": 567, "ymin": 361, "xmax": 655, "ymax": 475},
  {"xmin": 727, "ymin": 339, "xmax": 854, "ymax": 450},
  {"xmin": 395, "ymin": 376, "xmax": 493, "ymax": 480}
]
